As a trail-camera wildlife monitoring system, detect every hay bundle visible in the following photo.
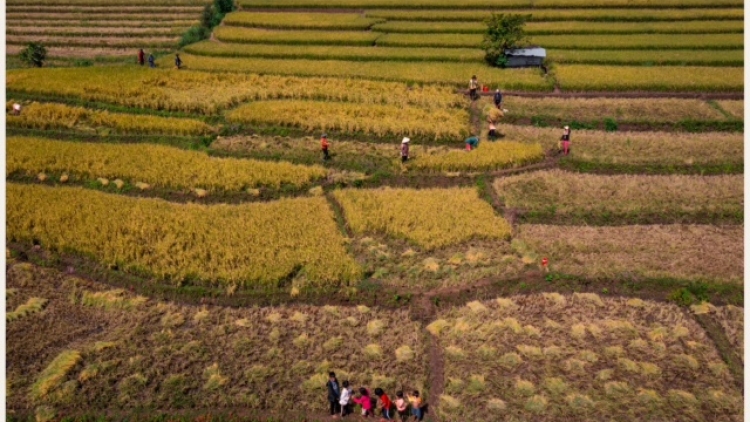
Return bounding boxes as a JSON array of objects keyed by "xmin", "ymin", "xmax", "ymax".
[{"xmin": 487, "ymin": 107, "xmax": 505, "ymax": 123}]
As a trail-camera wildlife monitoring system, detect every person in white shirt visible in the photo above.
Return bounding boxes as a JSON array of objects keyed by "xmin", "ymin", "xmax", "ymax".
[{"xmin": 339, "ymin": 380, "xmax": 353, "ymax": 418}]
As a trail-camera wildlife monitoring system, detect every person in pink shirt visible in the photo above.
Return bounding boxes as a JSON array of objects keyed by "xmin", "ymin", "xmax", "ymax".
[{"xmin": 351, "ymin": 387, "xmax": 374, "ymax": 417}]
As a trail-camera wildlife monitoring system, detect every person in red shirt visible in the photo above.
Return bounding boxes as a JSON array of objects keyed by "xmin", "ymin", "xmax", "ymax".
[
  {"xmin": 137, "ymin": 49, "xmax": 145, "ymax": 66},
  {"xmin": 321, "ymin": 133, "xmax": 330, "ymax": 160},
  {"xmin": 374, "ymin": 388, "xmax": 393, "ymax": 420}
]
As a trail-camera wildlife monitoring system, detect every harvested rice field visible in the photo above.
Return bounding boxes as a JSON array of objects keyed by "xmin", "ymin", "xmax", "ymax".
[
  {"xmin": 493, "ymin": 171, "xmax": 743, "ymax": 224},
  {"xmin": 432, "ymin": 294, "xmax": 743, "ymax": 421},
  {"xmin": 515, "ymin": 224, "xmax": 743, "ymax": 284}
]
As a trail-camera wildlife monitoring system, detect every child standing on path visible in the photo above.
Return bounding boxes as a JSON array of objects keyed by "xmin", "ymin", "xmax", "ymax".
[
  {"xmin": 340, "ymin": 380, "xmax": 353, "ymax": 418},
  {"xmin": 351, "ymin": 387, "xmax": 374, "ymax": 417},
  {"xmin": 407, "ymin": 391, "xmax": 424, "ymax": 421},
  {"xmin": 327, "ymin": 372, "xmax": 341, "ymax": 418},
  {"xmin": 374, "ymin": 388, "xmax": 393, "ymax": 420},
  {"xmin": 394, "ymin": 391, "xmax": 409, "ymax": 422},
  {"xmin": 321, "ymin": 133, "xmax": 331, "ymax": 160}
]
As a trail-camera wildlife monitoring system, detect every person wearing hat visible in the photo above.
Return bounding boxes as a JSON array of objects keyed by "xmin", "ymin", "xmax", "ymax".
[
  {"xmin": 321, "ymin": 133, "xmax": 330, "ymax": 160},
  {"xmin": 560, "ymin": 125, "xmax": 571, "ymax": 156},
  {"xmin": 400, "ymin": 137, "xmax": 410, "ymax": 163},
  {"xmin": 469, "ymin": 75, "xmax": 479, "ymax": 101}
]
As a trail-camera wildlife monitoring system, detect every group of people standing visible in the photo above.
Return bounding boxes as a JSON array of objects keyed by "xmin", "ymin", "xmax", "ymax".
[
  {"xmin": 327, "ymin": 372, "xmax": 425, "ymax": 421},
  {"xmin": 136, "ymin": 50, "xmax": 183, "ymax": 69}
]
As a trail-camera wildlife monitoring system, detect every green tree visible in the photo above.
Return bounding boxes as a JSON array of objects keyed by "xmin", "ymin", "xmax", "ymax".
[
  {"xmin": 214, "ymin": 0, "xmax": 235, "ymax": 14},
  {"xmin": 19, "ymin": 42, "xmax": 47, "ymax": 68},
  {"xmin": 481, "ymin": 13, "xmax": 531, "ymax": 67}
]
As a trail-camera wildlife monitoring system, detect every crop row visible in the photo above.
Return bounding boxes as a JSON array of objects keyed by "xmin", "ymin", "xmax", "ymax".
[
  {"xmin": 547, "ymin": 48, "xmax": 743, "ymax": 66},
  {"xmin": 5, "ymin": 12, "xmax": 200, "ymax": 20},
  {"xmin": 375, "ymin": 33, "xmax": 744, "ymax": 49},
  {"xmin": 333, "ymin": 187, "xmax": 511, "ymax": 250},
  {"xmin": 154, "ymin": 53, "xmax": 552, "ymax": 89},
  {"xmin": 493, "ymin": 170, "xmax": 743, "ymax": 223},
  {"xmin": 6, "ymin": 0, "xmax": 207, "ymax": 5},
  {"xmin": 6, "ymin": 102, "xmax": 212, "ymax": 136},
  {"xmin": 7, "ymin": 67, "xmax": 463, "ymax": 114},
  {"xmin": 6, "ymin": 19, "xmax": 197, "ymax": 28},
  {"xmin": 6, "ymin": 27, "xmax": 185, "ymax": 37},
  {"xmin": 6, "ymin": 35, "xmax": 178, "ymax": 49},
  {"xmin": 371, "ymin": 19, "xmax": 743, "ymax": 34},
  {"xmin": 364, "ymin": 8, "xmax": 744, "ymax": 21},
  {"xmin": 6, "ymin": 46, "xmax": 152, "ymax": 60},
  {"xmin": 494, "ymin": 124, "xmax": 743, "ymax": 171},
  {"xmin": 218, "ymin": 12, "xmax": 743, "ymax": 33},
  {"xmin": 7, "ymin": 137, "xmax": 327, "ymax": 190},
  {"xmin": 486, "ymin": 96, "xmax": 736, "ymax": 123},
  {"xmin": 185, "ymin": 40, "xmax": 485, "ymax": 62},
  {"xmin": 189, "ymin": 41, "xmax": 743, "ymax": 66},
  {"xmin": 409, "ymin": 141, "xmax": 545, "ymax": 172},
  {"xmin": 6, "ymin": 5, "xmax": 203, "ymax": 12},
  {"xmin": 213, "ymin": 26, "xmax": 381, "ymax": 45},
  {"xmin": 239, "ymin": 0, "xmax": 742, "ymax": 8},
  {"xmin": 517, "ymin": 224, "xmax": 742, "ymax": 284},
  {"xmin": 226, "ymin": 100, "xmax": 469, "ymax": 141},
  {"xmin": 554, "ymin": 65, "xmax": 744, "ymax": 92},
  {"xmin": 224, "ymin": 12, "xmax": 383, "ymax": 29},
  {"xmin": 433, "ymin": 294, "xmax": 741, "ymax": 420},
  {"xmin": 7, "ymin": 183, "xmax": 361, "ymax": 287}
]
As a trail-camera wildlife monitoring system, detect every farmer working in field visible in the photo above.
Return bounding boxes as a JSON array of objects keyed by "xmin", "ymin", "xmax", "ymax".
[
  {"xmin": 148, "ymin": 53, "xmax": 155, "ymax": 68},
  {"xmin": 401, "ymin": 137, "xmax": 410, "ymax": 163},
  {"xmin": 175, "ymin": 54, "xmax": 183, "ymax": 69},
  {"xmin": 493, "ymin": 89, "xmax": 503, "ymax": 109},
  {"xmin": 465, "ymin": 134, "xmax": 479, "ymax": 151},
  {"xmin": 560, "ymin": 125, "xmax": 571, "ymax": 156},
  {"xmin": 469, "ymin": 75, "xmax": 479, "ymax": 101},
  {"xmin": 137, "ymin": 49, "xmax": 145, "ymax": 66},
  {"xmin": 321, "ymin": 133, "xmax": 331, "ymax": 160}
]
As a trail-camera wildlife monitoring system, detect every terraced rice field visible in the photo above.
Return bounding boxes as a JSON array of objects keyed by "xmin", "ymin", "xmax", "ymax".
[
  {"xmin": 4, "ymin": 0, "xmax": 744, "ymax": 420},
  {"xmin": 5, "ymin": 2, "xmax": 204, "ymax": 60}
]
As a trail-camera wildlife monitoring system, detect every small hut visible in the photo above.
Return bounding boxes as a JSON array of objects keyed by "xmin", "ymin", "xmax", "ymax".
[{"xmin": 503, "ymin": 47, "xmax": 546, "ymax": 68}]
